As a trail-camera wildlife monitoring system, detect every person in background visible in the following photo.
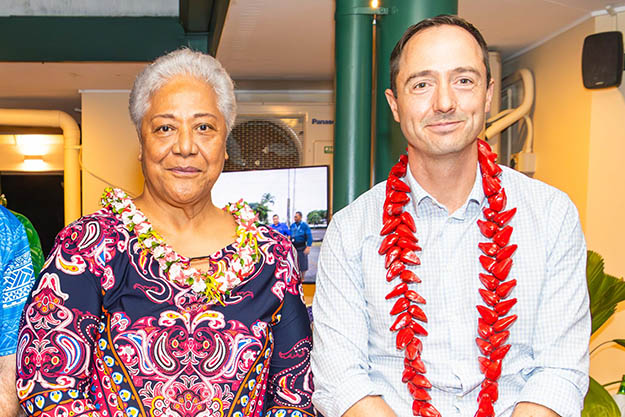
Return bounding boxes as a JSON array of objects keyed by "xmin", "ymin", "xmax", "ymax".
[
  {"xmin": 311, "ymin": 15, "xmax": 589, "ymax": 417},
  {"xmin": 16, "ymin": 48, "xmax": 314, "ymax": 417},
  {"xmin": 290, "ymin": 211, "xmax": 313, "ymax": 279},
  {"xmin": 0, "ymin": 205, "xmax": 35, "ymax": 417},
  {"xmin": 269, "ymin": 214, "xmax": 290, "ymax": 236},
  {"xmin": 1, "ymin": 194, "xmax": 45, "ymax": 277}
]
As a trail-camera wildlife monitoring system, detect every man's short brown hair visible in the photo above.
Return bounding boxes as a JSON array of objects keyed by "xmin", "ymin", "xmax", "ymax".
[{"xmin": 389, "ymin": 15, "xmax": 491, "ymax": 95}]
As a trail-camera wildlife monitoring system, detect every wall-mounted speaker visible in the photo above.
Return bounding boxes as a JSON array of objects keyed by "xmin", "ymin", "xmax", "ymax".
[{"xmin": 582, "ymin": 31, "xmax": 623, "ymax": 89}]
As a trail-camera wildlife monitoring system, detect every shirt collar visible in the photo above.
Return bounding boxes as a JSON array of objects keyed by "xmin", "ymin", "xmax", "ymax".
[{"xmin": 404, "ymin": 162, "xmax": 485, "ymax": 220}]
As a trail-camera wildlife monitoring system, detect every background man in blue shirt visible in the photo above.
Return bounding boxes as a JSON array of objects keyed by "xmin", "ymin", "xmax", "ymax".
[
  {"xmin": 290, "ymin": 211, "xmax": 312, "ymax": 279},
  {"xmin": 0, "ymin": 205, "xmax": 36, "ymax": 416},
  {"xmin": 269, "ymin": 214, "xmax": 290, "ymax": 236}
]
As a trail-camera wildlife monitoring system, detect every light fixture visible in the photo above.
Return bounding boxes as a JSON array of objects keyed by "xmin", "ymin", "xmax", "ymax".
[
  {"xmin": 371, "ymin": 0, "xmax": 380, "ymax": 8},
  {"xmin": 15, "ymin": 134, "xmax": 58, "ymax": 157},
  {"xmin": 22, "ymin": 155, "xmax": 47, "ymax": 171},
  {"xmin": 12, "ymin": 134, "xmax": 63, "ymax": 172}
]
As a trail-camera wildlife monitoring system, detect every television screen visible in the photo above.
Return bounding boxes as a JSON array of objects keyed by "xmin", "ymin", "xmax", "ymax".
[{"xmin": 212, "ymin": 165, "xmax": 328, "ymax": 283}]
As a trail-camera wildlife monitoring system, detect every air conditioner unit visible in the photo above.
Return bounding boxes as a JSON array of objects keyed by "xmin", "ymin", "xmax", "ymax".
[{"xmin": 233, "ymin": 92, "xmax": 335, "ymax": 172}]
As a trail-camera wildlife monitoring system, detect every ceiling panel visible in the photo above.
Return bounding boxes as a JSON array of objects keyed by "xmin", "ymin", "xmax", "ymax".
[
  {"xmin": 1, "ymin": 0, "xmax": 625, "ymax": 114},
  {"xmin": 0, "ymin": 62, "xmax": 146, "ymax": 99},
  {"xmin": 217, "ymin": 0, "xmax": 334, "ymax": 80},
  {"xmin": 0, "ymin": 0, "xmax": 177, "ymax": 16},
  {"xmin": 460, "ymin": 0, "xmax": 624, "ymax": 57},
  {"xmin": 218, "ymin": 0, "xmax": 625, "ymax": 80}
]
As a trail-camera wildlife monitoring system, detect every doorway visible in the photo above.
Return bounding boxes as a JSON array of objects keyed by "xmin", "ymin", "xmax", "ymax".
[{"xmin": 0, "ymin": 173, "xmax": 65, "ymax": 258}]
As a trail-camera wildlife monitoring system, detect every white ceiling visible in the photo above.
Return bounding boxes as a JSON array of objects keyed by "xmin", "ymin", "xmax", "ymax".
[
  {"xmin": 461, "ymin": 0, "xmax": 625, "ymax": 59},
  {"xmin": 218, "ymin": 0, "xmax": 625, "ymax": 79},
  {"xmin": 217, "ymin": 0, "xmax": 335, "ymax": 80},
  {"xmin": 0, "ymin": 0, "xmax": 624, "ymax": 117}
]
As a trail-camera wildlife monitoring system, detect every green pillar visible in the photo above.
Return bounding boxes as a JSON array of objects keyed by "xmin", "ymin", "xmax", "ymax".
[
  {"xmin": 333, "ymin": 0, "xmax": 374, "ymax": 213},
  {"xmin": 374, "ymin": 0, "xmax": 457, "ymax": 183}
]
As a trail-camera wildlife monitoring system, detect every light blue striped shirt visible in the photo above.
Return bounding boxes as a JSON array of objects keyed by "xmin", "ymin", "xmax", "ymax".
[{"xmin": 311, "ymin": 164, "xmax": 590, "ymax": 417}]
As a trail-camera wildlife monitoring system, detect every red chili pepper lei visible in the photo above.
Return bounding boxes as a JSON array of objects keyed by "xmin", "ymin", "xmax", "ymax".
[
  {"xmin": 478, "ymin": 242, "xmax": 500, "ymax": 257},
  {"xmin": 378, "ymin": 233, "xmax": 400, "ymax": 255},
  {"xmin": 478, "ymin": 273, "xmax": 499, "ymax": 292},
  {"xmin": 380, "ymin": 139, "xmax": 517, "ymax": 416},
  {"xmin": 476, "ymin": 337, "xmax": 493, "ymax": 356},
  {"xmin": 400, "ymin": 270, "xmax": 422, "ymax": 283},
  {"xmin": 385, "ymin": 282, "xmax": 408, "ymax": 300}
]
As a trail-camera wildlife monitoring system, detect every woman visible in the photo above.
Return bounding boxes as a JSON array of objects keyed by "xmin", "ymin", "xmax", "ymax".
[{"xmin": 16, "ymin": 49, "xmax": 314, "ymax": 417}]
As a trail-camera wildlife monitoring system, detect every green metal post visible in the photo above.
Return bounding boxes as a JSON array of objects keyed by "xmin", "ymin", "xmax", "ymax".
[
  {"xmin": 333, "ymin": 0, "xmax": 375, "ymax": 213},
  {"xmin": 374, "ymin": 0, "xmax": 457, "ymax": 183}
]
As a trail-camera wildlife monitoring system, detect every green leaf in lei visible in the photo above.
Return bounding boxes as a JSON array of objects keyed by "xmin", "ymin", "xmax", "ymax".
[{"xmin": 10, "ymin": 210, "xmax": 44, "ymax": 277}]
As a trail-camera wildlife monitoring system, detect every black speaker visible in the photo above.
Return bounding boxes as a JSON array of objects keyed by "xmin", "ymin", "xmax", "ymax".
[{"xmin": 582, "ymin": 31, "xmax": 624, "ymax": 89}]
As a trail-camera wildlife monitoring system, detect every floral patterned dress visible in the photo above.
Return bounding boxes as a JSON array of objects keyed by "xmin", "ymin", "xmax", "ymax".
[{"xmin": 16, "ymin": 208, "xmax": 314, "ymax": 417}]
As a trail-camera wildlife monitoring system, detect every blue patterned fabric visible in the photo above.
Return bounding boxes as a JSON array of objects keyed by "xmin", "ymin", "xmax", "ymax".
[
  {"xmin": 0, "ymin": 205, "xmax": 35, "ymax": 356},
  {"xmin": 311, "ymin": 164, "xmax": 590, "ymax": 417}
]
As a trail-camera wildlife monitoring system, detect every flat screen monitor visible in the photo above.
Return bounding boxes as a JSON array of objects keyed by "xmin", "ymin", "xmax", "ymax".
[{"xmin": 212, "ymin": 165, "xmax": 329, "ymax": 283}]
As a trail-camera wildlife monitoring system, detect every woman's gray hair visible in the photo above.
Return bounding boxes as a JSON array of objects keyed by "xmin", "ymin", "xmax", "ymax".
[{"xmin": 129, "ymin": 48, "xmax": 236, "ymax": 134}]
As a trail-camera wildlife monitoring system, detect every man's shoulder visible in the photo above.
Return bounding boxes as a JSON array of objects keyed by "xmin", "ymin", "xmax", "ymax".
[
  {"xmin": 501, "ymin": 165, "xmax": 580, "ymax": 226},
  {"xmin": 331, "ymin": 181, "xmax": 386, "ymax": 227},
  {"xmin": 502, "ymin": 165, "xmax": 572, "ymax": 204}
]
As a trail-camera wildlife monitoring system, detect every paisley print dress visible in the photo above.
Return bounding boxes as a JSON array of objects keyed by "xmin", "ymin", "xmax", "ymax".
[{"xmin": 16, "ymin": 209, "xmax": 314, "ymax": 417}]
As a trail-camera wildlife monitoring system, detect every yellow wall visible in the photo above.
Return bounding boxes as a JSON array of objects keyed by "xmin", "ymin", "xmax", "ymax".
[
  {"xmin": 504, "ymin": 19, "xmax": 594, "ymax": 229},
  {"xmin": 81, "ymin": 91, "xmax": 143, "ymax": 215},
  {"xmin": 586, "ymin": 12, "xmax": 625, "ymax": 391},
  {"xmin": 587, "ymin": 13, "xmax": 625, "ymax": 288},
  {"xmin": 504, "ymin": 15, "xmax": 625, "ymax": 391}
]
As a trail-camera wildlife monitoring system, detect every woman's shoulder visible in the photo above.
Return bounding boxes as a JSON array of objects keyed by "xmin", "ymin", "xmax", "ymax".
[
  {"xmin": 51, "ymin": 208, "xmax": 127, "ymax": 258},
  {"xmin": 258, "ymin": 224, "xmax": 291, "ymax": 246}
]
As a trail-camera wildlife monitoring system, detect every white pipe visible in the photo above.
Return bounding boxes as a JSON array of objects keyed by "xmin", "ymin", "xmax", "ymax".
[
  {"xmin": 486, "ymin": 108, "xmax": 513, "ymax": 124},
  {"xmin": 485, "ymin": 69, "xmax": 534, "ymax": 140},
  {"xmin": 0, "ymin": 109, "xmax": 81, "ymax": 225},
  {"xmin": 521, "ymin": 115, "xmax": 534, "ymax": 153}
]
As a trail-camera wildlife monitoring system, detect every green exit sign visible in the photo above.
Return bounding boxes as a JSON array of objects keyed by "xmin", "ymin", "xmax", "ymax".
[{"xmin": 324, "ymin": 146, "xmax": 334, "ymax": 154}]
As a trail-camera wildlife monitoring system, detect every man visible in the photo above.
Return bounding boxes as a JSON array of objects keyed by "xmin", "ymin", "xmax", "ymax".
[
  {"xmin": 269, "ymin": 214, "xmax": 291, "ymax": 236},
  {"xmin": 312, "ymin": 15, "xmax": 589, "ymax": 417},
  {"xmin": 290, "ymin": 211, "xmax": 313, "ymax": 279},
  {"xmin": 0, "ymin": 205, "xmax": 35, "ymax": 416}
]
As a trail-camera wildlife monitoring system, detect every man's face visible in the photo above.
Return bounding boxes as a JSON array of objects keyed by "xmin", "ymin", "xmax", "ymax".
[
  {"xmin": 385, "ymin": 25, "xmax": 494, "ymax": 158},
  {"xmin": 294, "ymin": 213, "xmax": 302, "ymax": 223},
  {"xmin": 273, "ymin": 215, "xmax": 279, "ymax": 225}
]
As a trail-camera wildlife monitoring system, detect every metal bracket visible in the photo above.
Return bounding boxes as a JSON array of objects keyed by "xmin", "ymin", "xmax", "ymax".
[
  {"xmin": 352, "ymin": 7, "xmax": 389, "ymax": 15},
  {"xmin": 337, "ymin": 7, "xmax": 389, "ymax": 16}
]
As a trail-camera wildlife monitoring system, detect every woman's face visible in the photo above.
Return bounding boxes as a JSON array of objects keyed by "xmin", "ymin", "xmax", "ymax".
[{"xmin": 139, "ymin": 75, "xmax": 228, "ymax": 208}]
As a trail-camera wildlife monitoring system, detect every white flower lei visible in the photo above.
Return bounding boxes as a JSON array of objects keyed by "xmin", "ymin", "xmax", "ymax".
[{"xmin": 101, "ymin": 187, "xmax": 260, "ymax": 304}]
